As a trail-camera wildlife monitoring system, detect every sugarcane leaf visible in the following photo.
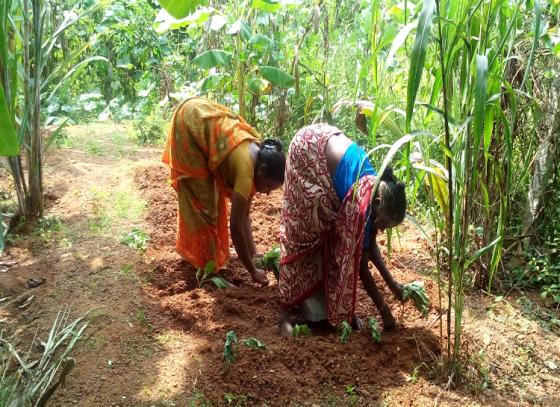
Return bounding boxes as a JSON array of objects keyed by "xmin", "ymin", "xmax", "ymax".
[
  {"xmin": 473, "ymin": 54, "xmax": 488, "ymax": 154},
  {"xmin": 405, "ymin": 0, "xmax": 435, "ymax": 132},
  {"xmin": 0, "ymin": 85, "xmax": 18, "ymax": 156}
]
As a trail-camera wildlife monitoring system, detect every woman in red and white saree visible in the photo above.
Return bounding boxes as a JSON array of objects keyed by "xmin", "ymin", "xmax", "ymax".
[{"xmin": 278, "ymin": 124, "xmax": 406, "ymax": 335}]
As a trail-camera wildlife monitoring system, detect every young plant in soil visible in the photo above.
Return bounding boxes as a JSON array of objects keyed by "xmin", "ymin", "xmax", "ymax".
[
  {"xmin": 368, "ymin": 317, "xmax": 382, "ymax": 343},
  {"xmin": 261, "ymin": 246, "xmax": 281, "ymax": 280},
  {"xmin": 223, "ymin": 331, "xmax": 238, "ymax": 369},
  {"xmin": 121, "ymin": 228, "xmax": 150, "ymax": 252},
  {"xmin": 338, "ymin": 321, "xmax": 352, "ymax": 344},
  {"xmin": 242, "ymin": 338, "xmax": 267, "ymax": 350},
  {"xmin": 196, "ymin": 260, "xmax": 229, "ymax": 289},
  {"xmin": 403, "ymin": 281, "xmax": 430, "ymax": 317},
  {"xmin": 292, "ymin": 324, "xmax": 311, "ymax": 338}
]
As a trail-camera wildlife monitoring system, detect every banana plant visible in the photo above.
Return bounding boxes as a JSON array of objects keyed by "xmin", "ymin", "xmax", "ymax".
[{"xmin": 154, "ymin": 0, "xmax": 295, "ymax": 119}]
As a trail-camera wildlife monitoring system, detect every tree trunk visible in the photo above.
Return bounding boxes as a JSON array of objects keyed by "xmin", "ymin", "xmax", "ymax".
[
  {"xmin": 526, "ymin": 73, "xmax": 560, "ymax": 233},
  {"xmin": 28, "ymin": 0, "xmax": 44, "ymax": 218}
]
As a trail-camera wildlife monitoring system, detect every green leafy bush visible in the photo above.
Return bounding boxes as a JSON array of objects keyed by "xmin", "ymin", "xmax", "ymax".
[{"xmin": 132, "ymin": 107, "xmax": 170, "ymax": 145}]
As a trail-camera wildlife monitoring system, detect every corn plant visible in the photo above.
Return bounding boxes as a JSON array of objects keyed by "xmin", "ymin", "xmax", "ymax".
[
  {"xmin": 0, "ymin": 308, "xmax": 89, "ymax": 406},
  {"xmin": 353, "ymin": 0, "xmax": 546, "ymax": 373},
  {"xmin": 0, "ymin": 0, "xmax": 107, "ymax": 219},
  {"xmin": 403, "ymin": 0, "xmax": 543, "ymax": 367}
]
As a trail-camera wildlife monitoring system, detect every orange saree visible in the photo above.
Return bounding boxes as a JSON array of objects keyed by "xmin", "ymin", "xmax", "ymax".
[{"xmin": 162, "ymin": 97, "xmax": 260, "ymax": 269}]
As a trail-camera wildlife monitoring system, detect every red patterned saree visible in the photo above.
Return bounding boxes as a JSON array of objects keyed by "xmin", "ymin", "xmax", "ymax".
[{"xmin": 279, "ymin": 124, "xmax": 374, "ymax": 326}]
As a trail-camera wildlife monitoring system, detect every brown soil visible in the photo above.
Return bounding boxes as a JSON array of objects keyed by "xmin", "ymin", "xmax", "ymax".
[{"xmin": 1, "ymin": 123, "xmax": 558, "ymax": 407}]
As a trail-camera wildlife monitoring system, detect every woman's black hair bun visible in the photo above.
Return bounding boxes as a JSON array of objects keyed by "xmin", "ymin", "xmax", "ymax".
[
  {"xmin": 261, "ymin": 138, "xmax": 284, "ymax": 152},
  {"xmin": 380, "ymin": 167, "xmax": 398, "ymax": 183}
]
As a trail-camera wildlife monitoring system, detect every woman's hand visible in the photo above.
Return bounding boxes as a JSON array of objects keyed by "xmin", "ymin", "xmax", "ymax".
[{"xmin": 250, "ymin": 268, "xmax": 269, "ymax": 286}]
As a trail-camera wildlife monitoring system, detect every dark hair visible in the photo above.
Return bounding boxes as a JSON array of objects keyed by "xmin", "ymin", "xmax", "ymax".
[
  {"xmin": 256, "ymin": 138, "xmax": 286, "ymax": 183},
  {"xmin": 377, "ymin": 167, "xmax": 406, "ymax": 224}
]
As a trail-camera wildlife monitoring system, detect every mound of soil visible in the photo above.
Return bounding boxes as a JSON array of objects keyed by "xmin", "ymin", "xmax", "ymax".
[{"xmin": 135, "ymin": 165, "xmax": 442, "ymax": 405}]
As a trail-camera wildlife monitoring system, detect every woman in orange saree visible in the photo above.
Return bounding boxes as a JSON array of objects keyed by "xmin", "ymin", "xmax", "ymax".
[{"xmin": 162, "ymin": 97, "xmax": 285, "ymax": 285}]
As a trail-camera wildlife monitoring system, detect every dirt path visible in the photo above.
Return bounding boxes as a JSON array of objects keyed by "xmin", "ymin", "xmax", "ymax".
[{"xmin": 0, "ymin": 123, "xmax": 558, "ymax": 406}]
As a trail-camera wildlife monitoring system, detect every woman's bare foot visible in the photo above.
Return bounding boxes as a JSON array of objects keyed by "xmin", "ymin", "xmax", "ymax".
[
  {"xmin": 381, "ymin": 305, "xmax": 396, "ymax": 331},
  {"xmin": 351, "ymin": 314, "xmax": 364, "ymax": 331},
  {"xmin": 250, "ymin": 268, "xmax": 269, "ymax": 286},
  {"xmin": 279, "ymin": 311, "xmax": 294, "ymax": 337}
]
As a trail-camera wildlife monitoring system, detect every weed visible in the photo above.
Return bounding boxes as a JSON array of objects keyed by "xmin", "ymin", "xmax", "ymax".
[
  {"xmin": 0, "ymin": 308, "xmax": 89, "ymax": 405},
  {"xmin": 136, "ymin": 308, "xmax": 153, "ymax": 332},
  {"xmin": 88, "ymin": 188, "xmax": 147, "ymax": 234},
  {"xmin": 188, "ymin": 391, "xmax": 213, "ymax": 407},
  {"xmin": 224, "ymin": 392, "xmax": 247, "ymax": 406},
  {"xmin": 516, "ymin": 297, "xmax": 560, "ymax": 334},
  {"xmin": 344, "ymin": 385, "xmax": 356, "ymax": 395},
  {"xmin": 122, "ymin": 228, "xmax": 150, "ymax": 251},
  {"xmin": 132, "ymin": 107, "xmax": 170, "ymax": 145},
  {"xmin": 405, "ymin": 362, "xmax": 429, "ymax": 383},
  {"xmin": 33, "ymin": 215, "xmax": 63, "ymax": 241},
  {"xmin": 84, "ymin": 140, "xmax": 105, "ymax": 155},
  {"xmin": 338, "ymin": 321, "xmax": 352, "ymax": 344}
]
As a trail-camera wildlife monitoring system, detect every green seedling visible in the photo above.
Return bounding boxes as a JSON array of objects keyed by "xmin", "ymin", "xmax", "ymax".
[
  {"xmin": 196, "ymin": 260, "xmax": 229, "ymax": 289},
  {"xmin": 292, "ymin": 324, "xmax": 311, "ymax": 338},
  {"xmin": 121, "ymin": 228, "xmax": 150, "ymax": 251},
  {"xmin": 403, "ymin": 281, "xmax": 429, "ymax": 317},
  {"xmin": 338, "ymin": 321, "xmax": 352, "ymax": 344},
  {"xmin": 368, "ymin": 317, "xmax": 382, "ymax": 343},
  {"xmin": 262, "ymin": 246, "xmax": 281, "ymax": 280},
  {"xmin": 242, "ymin": 338, "xmax": 267, "ymax": 350},
  {"xmin": 223, "ymin": 331, "xmax": 238, "ymax": 368}
]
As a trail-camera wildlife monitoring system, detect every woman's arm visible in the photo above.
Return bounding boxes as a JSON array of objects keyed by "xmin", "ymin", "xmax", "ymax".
[
  {"xmin": 230, "ymin": 192, "xmax": 268, "ymax": 285},
  {"xmin": 368, "ymin": 230, "xmax": 403, "ymax": 300},
  {"xmin": 358, "ymin": 253, "xmax": 396, "ymax": 330},
  {"xmin": 244, "ymin": 197, "xmax": 257, "ymax": 259}
]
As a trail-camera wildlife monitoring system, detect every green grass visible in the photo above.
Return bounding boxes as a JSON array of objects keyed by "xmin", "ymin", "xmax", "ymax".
[
  {"xmin": 59, "ymin": 123, "xmax": 139, "ymax": 158},
  {"xmin": 87, "ymin": 187, "xmax": 147, "ymax": 234}
]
